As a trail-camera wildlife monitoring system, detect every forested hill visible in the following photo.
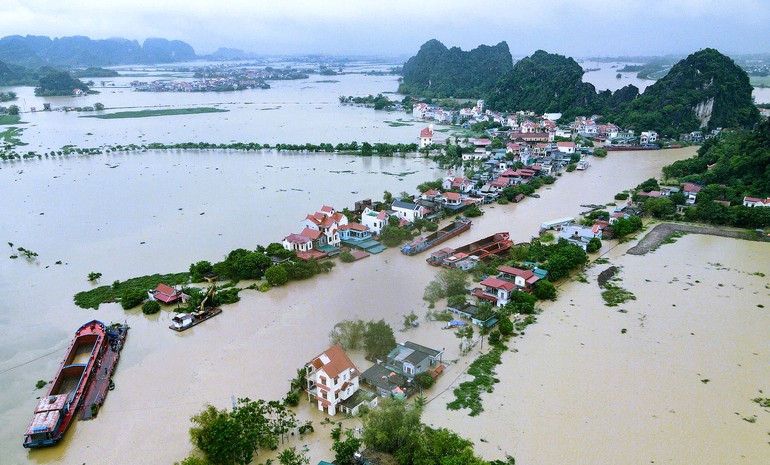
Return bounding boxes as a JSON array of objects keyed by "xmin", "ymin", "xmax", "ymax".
[
  {"xmin": 398, "ymin": 39, "xmax": 514, "ymax": 99},
  {"xmin": 663, "ymin": 119, "xmax": 770, "ymax": 198},
  {"xmin": 485, "ymin": 50, "xmax": 638, "ymax": 120},
  {"xmin": 617, "ymin": 48, "xmax": 760, "ymax": 135},
  {"xmin": 0, "ymin": 35, "xmax": 197, "ymax": 67}
]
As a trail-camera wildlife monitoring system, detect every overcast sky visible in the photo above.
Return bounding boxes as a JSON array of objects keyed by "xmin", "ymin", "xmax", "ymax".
[{"xmin": 1, "ymin": 0, "xmax": 768, "ymax": 58}]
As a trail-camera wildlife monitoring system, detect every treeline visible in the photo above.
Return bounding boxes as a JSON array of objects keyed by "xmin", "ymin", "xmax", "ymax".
[
  {"xmin": 339, "ymin": 93, "xmax": 401, "ymax": 110},
  {"xmin": 1, "ymin": 139, "xmax": 420, "ymax": 161},
  {"xmin": 74, "ymin": 242, "xmax": 334, "ymax": 310}
]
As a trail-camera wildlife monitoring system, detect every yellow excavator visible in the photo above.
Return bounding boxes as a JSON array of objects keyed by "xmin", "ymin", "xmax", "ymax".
[{"xmin": 197, "ymin": 284, "xmax": 216, "ymax": 314}]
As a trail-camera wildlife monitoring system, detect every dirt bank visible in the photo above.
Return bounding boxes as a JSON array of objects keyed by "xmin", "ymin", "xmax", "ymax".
[{"xmin": 627, "ymin": 222, "xmax": 768, "ymax": 255}]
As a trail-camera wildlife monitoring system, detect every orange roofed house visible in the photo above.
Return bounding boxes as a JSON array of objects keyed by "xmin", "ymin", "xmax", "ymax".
[{"xmin": 305, "ymin": 344, "xmax": 370, "ymax": 416}]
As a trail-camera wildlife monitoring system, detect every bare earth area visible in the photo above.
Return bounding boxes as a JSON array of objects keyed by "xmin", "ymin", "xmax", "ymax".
[{"xmin": 627, "ymin": 222, "xmax": 770, "ymax": 255}]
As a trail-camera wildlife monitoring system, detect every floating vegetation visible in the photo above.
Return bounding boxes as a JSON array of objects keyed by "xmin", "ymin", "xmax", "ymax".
[
  {"xmin": 594, "ymin": 257, "xmax": 610, "ymax": 265},
  {"xmin": 753, "ymin": 397, "xmax": 770, "ymax": 408},
  {"xmin": 601, "ymin": 283, "xmax": 636, "ymax": 307},
  {"xmin": 446, "ymin": 346, "xmax": 503, "ymax": 416},
  {"xmin": 384, "ymin": 120, "xmax": 412, "ymax": 127}
]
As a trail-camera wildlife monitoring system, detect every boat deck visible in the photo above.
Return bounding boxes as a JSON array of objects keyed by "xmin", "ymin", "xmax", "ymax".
[{"xmin": 80, "ymin": 324, "xmax": 128, "ymax": 420}]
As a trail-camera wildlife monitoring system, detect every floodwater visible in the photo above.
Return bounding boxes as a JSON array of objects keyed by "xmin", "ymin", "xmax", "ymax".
[
  {"xmin": 423, "ymin": 234, "xmax": 770, "ymax": 465},
  {"xmin": 1, "ymin": 67, "xmax": 768, "ymax": 465}
]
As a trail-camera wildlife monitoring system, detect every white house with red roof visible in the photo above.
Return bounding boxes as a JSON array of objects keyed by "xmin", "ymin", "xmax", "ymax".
[
  {"xmin": 556, "ymin": 141, "xmax": 576, "ymax": 154},
  {"xmin": 473, "ymin": 277, "xmax": 517, "ymax": 307},
  {"xmin": 299, "ymin": 205, "xmax": 348, "ymax": 247},
  {"xmin": 442, "ymin": 176, "xmax": 474, "ymax": 193},
  {"xmin": 305, "ymin": 344, "xmax": 361, "ymax": 416},
  {"xmin": 282, "ymin": 233, "xmax": 314, "ymax": 253},
  {"xmin": 682, "ymin": 183, "xmax": 701, "ymax": 205},
  {"xmin": 743, "ymin": 196, "xmax": 770, "ymax": 207},
  {"xmin": 148, "ymin": 284, "xmax": 187, "ymax": 304},
  {"xmin": 419, "ymin": 125, "xmax": 434, "ymax": 148},
  {"xmin": 497, "ymin": 266, "xmax": 540, "ymax": 290},
  {"xmin": 361, "ymin": 207, "xmax": 389, "ymax": 234}
]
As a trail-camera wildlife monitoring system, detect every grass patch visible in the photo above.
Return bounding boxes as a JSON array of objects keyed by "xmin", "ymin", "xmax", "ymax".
[
  {"xmin": 74, "ymin": 272, "xmax": 190, "ymax": 309},
  {"xmin": 1, "ymin": 127, "xmax": 26, "ymax": 145},
  {"xmin": 447, "ymin": 315, "xmax": 537, "ymax": 416},
  {"xmin": 384, "ymin": 120, "xmax": 413, "ymax": 127},
  {"xmin": 82, "ymin": 107, "xmax": 228, "ymax": 119},
  {"xmin": 0, "ymin": 115, "xmax": 22, "ymax": 125},
  {"xmin": 446, "ymin": 346, "xmax": 503, "ymax": 416},
  {"xmin": 601, "ymin": 283, "xmax": 636, "ymax": 307}
]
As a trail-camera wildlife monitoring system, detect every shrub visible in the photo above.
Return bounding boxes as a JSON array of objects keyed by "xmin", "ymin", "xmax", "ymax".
[
  {"xmin": 120, "ymin": 288, "xmax": 146, "ymax": 310},
  {"xmin": 532, "ymin": 280, "xmax": 557, "ymax": 300},
  {"xmin": 339, "ymin": 251, "xmax": 356, "ymax": 263},
  {"xmin": 142, "ymin": 300, "xmax": 161, "ymax": 314},
  {"xmin": 488, "ymin": 330, "xmax": 501, "ymax": 345},
  {"xmin": 566, "ymin": 163, "xmax": 577, "ymax": 172},
  {"xmin": 265, "ymin": 265, "xmax": 289, "ymax": 286},
  {"xmin": 586, "ymin": 237, "xmax": 602, "ymax": 253},
  {"xmin": 498, "ymin": 317, "xmax": 514, "ymax": 337},
  {"xmin": 284, "ymin": 390, "xmax": 300, "ymax": 407},
  {"xmin": 414, "ymin": 372, "xmax": 435, "ymax": 389},
  {"xmin": 614, "ymin": 192, "xmax": 629, "ymax": 200}
]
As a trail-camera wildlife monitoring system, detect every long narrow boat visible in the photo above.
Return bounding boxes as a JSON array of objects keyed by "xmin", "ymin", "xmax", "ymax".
[
  {"xmin": 427, "ymin": 232, "xmax": 512, "ymax": 266},
  {"xmin": 401, "ymin": 218, "xmax": 472, "ymax": 256},
  {"xmin": 23, "ymin": 320, "xmax": 106, "ymax": 448}
]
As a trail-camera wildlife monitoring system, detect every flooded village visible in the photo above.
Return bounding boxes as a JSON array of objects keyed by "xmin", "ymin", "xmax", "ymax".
[{"xmin": 1, "ymin": 57, "xmax": 769, "ymax": 465}]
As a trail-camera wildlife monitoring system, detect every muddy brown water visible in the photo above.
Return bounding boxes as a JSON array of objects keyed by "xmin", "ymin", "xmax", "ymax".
[{"xmin": 4, "ymin": 142, "xmax": 767, "ymax": 465}]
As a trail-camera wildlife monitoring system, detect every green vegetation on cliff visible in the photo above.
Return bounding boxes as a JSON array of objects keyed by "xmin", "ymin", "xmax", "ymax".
[
  {"xmin": 618, "ymin": 48, "xmax": 760, "ymax": 135},
  {"xmin": 664, "ymin": 119, "xmax": 770, "ymax": 196},
  {"xmin": 398, "ymin": 39, "xmax": 513, "ymax": 99},
  {"xmin": 661, "ymin": 120, "xmax": 770, "ymax": 227},
  {"xmin": 486, "ymin": 50, "xmax": 629, "ymax": 119},
  {"xmin": 34, "ymin": 70, "xmax": 90, "ymax": 96}
]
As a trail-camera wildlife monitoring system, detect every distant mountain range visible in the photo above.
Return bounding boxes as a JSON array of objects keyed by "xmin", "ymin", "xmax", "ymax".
[{"xmin": 0, "ymin": 35, "xmax": 197, "ymax": 68}]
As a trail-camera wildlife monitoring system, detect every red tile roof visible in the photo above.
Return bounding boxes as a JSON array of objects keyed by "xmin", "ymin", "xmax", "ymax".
[
  {"xmin": 479, "ymin": 277, "xmax": 516, "ymax": 291},
  {"xmin": 308, "ymin": 344, "xmax": 357, "ymax": 379},
  {"xmin": 420, "ymin": 127, "xmax": 433, "ymax": 138},
  {"xmin": 497, "ymin": 266, "xmax": 534, "ymax": 280},
  {"xmin": 301, "ymin": 228, "xmax": 322, "ymax": 240}
]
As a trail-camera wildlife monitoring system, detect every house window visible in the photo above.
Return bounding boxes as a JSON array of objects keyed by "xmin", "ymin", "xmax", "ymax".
[{"xmin": 320, "ymin": 376, "xmax": 327, "ymax": 386}]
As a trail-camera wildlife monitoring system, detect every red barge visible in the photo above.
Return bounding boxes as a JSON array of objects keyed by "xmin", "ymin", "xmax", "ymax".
[
  {"xmin": 426, "ymin": 232, "xmax": 512, "ymax": 267},
  {"xmin": 23, "ymin": 320, "xmax": 127, "ymax": 448}
]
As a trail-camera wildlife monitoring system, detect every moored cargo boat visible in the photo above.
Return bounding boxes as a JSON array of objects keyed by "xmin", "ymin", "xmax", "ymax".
[
  {"xmin": 427, "ymin": 232, "xmax": 512, "ymax": 267},
  {"xmin": 23, "ymin": 320, "xmax": 106, "ymax": 448},
  {"xmin": 401, "ymin": 218, "xmax": 472, "ymax": 255}
]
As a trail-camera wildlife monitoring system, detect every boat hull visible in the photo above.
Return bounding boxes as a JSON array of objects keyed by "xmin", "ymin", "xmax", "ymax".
[
  {"xmin": 23, "ymin": 320, "xmax": 106, "ymax": 448},
  {"xmin": 401, "ymin": 218, "xmax": 472, "ymax": 255}
]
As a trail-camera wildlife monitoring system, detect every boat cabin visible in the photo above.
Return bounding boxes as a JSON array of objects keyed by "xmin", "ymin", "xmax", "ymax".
[
  {"xmin": 24, "ymin": 394, "xmax": 69, "ymax": 447},
  {"xmin": 171, "ymin": 313, "xmax": 194, "ymax": 330}
]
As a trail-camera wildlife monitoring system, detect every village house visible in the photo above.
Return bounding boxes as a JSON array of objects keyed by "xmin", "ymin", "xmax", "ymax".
[
  {"xmin": 496, "ymin": 265, "xmax": 541, "ymax": 290},
  {"xmin": 743, "ymin": 196, "xmax": 770, "ymax": 207},
  {"xmin": 361, "ymin": 207, "xmax": 388, "ymax": 235},
  {"xmin": 682, "ymin": 182, "xmax": 701, "ymax": 205},
  {"xmin": 640, "ymin": 131, "xmax": 659, "ymax": 145},
  {"xmin": 559, "ymin": 225, "xmax": 601, "ymax": 251},
  {"xmin": 305, "ymin": 344, "xmax": 366, "ymax": 416},
  {"xmin": 391, "ymin": 200, "xmax": 425, "ymax": 223},
  {"xmin": 282, "ymin": 233, "xmax": 314, "ymax": 253},
  {"xmin": 147, "ymin": 283, "xmax": 187, "ymax": 304},
  {"xmin": 419, "ymin": 125, "xmax": 434, "ymax": 148},
  {"xmin": 473, "ymin": 276, "xmax": 517, "ymax": 307},
  {"xmin": 299, "ymin": 205, "xmax": 348, "ymax": 247},
  {"xmin": 387, "ymin": 341, "xmax": 444, "ymax": 377},
  {"xmin": 556, "ymin": 141, "xmax": 576, "ymax": 154},
  {"xmin": 442, "ymin": 176, "xmax": 474, "ymax": 193}
]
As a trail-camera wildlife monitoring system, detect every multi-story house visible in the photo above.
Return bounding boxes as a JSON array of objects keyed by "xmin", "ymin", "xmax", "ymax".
[{"xmin": 305, "ymin": 344, "xmax": 360, "ymax": 416}]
